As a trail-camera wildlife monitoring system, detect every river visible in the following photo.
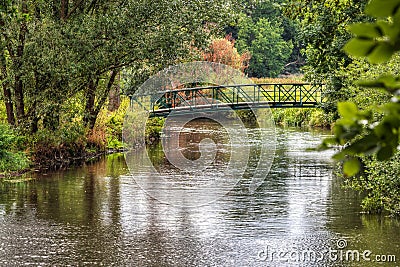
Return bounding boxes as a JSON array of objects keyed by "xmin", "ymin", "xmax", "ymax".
[{"xmin": 0, "ymin": 123, "xmax": 399, "ymax": 266}]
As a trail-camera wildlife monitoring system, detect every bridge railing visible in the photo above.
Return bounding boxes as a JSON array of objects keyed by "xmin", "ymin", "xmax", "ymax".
[{"xmin": 130, "ymin": 83, "xmax": 326, "ymax": 116}]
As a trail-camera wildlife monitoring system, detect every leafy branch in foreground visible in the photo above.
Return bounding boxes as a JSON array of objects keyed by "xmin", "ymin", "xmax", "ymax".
[{"xmin": 321, "ymin": 0, "xmax": 400, "ymax": 176}]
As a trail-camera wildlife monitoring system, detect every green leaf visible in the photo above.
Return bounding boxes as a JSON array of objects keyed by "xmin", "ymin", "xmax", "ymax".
[
  {"xmin": 367, "ymin": 42, "xmax": 395, "ymax": 64},
  {"xmin": 365, "ymin": 0, "xmax": 400, "ymax": 17},
  {"xmin": 349, "ymin": 133, "xmax": 380, "ymax": 155},
  {"xmin": 333, "ymin": 151, "xmax": 346, "ymax": 161},
  {"xmin": 357, "ymin": 75, "xmax": 400, "ymax": 92},
  {"xmin": 394, "ymin": 6, "xmax": 400, "ymax": 23},
  {"xmin": 322, "ymin": 137, "xmax": 338, "ymax": 145},
  {"xmin": 343, "ymin": 158, "xmax": 361, "ymax": 177},
  {"xmin": 344, "ymin": 38, "xmax": 376, "ymax": 57},
  {"xmin": 382, "ymin": 102, "xmax": 400, "ymax": 117},
  {"xmin": 338, "ymin": 102, "xmax": 358, "ymax": 119},
  {"xmin": 376, "ymin": 21, "xmax": 400, "ymax": 40},
  {"xmin": 348, "ymin": 23, "xmax": 382, "ymax": 38}
]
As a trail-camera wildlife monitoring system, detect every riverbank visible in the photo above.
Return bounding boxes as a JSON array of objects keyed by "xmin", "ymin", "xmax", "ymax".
[
  {"xmin": 0, "ymin": 97, "xmax": 130, "ymax": 177},
  {"xmin": 0, "ymin": 146, "xmax": 126, "ymax": 179},
  {"xmin": 272, "ymin": 108, "xmax": 333, "ymax": 128},
  {"xmin": 0, "ymin": 77, "xmax": 335, "ymax": 179}
]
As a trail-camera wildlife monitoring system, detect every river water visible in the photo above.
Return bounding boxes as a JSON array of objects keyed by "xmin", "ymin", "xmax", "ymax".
[{"xmin": 0, "ymin": 123, "xmax": 399, "ymax": 266}]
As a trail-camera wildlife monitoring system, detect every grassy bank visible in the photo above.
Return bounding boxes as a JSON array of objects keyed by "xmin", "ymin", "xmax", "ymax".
[
  {"xmin": 272, "ymin": 108, "xmax": 333, "ymax": 128},
  {"xmin": 0, "ymin": 97, "xmax": 130, "ymax": 174}
]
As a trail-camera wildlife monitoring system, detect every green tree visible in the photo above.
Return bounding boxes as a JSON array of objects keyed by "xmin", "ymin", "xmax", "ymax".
[
  {"xmin": 322, "ymin": 0, "xmax": 400, "ymax": 170},
  {"xmin": 232, "ymin": 0, "xmax": 298, "ymax": 77},
  {"xmin": 237, "ymin": 16, "xmax": 293, "ymax": 77},
  {"xmin": 1, "ymin": 0, "xmax": 238, "ymax": 132},
  {"xmin": 285, "ymin": 0, "xmax": 369, "ymax": 113},
  {"xmin": 318, "ymin": 0, "xmax": 400, "ymax": 214}
]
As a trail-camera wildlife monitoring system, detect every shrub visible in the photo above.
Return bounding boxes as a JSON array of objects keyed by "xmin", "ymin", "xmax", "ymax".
[
  {"xmin": 94, "ymin": 97, "xmax": 129, "ymax": 150},
  {"xmin": 308, "ymin": 109, "xmax": 334, "ymax": 128},
  {"xmin": 272, "ymin": 108, "xmax": 334, "ymax": 128},
  {"xmin": 145, "ymin": 117, "xmax": 165, "ymax": 144},
  {"xmin": 344, "ymin": 153, "xmax": 400, "ymax": 215},
  {"xmin": 272, "ymin": 108, "xmax": 309, "ymax": 126},
  {"xmin": 0, "ymin": 124, "xmax": 30, "ymax": 172},
  {"xmin": 30, "ymin": 122, "xmax": 86, "ymax": 166}
]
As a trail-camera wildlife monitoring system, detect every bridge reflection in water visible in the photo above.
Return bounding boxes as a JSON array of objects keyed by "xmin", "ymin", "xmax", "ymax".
[{"xmin": 130, "ymin": 83, "xmax": 325, "ymax": 117}]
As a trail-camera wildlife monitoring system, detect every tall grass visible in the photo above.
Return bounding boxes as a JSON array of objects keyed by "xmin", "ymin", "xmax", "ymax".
[{"xmin": 251, "ymin": 75, "xmax": 304, "ymax": 84}]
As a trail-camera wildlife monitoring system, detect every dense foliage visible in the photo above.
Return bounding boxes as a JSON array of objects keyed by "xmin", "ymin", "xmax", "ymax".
[
  {"xmin": 233, "ymin": 0, "xmax": 299, "ymax": 77},
  {"xmin": 288, "ymin": 0, "xmax": 400, "ymax": 215},
  {"xmin": 285, "ymin": 0, "xmax": 369, "ymax": 113},
  {"xmin": 1, "ymin": 0, "xmax": 238, "ymax": 168},
  {"xmin": 322, "ymin": 1, "xmax": 400, "ymax": 171},
  {"xmin": 346, "ymin": 153, "xmax": 400, "ymax": 215},
  {"xmin": 237, "ymin": 15, "xmax": 293, "ymax": 77},
  {"xmin": 328, "ymin": 0, "xmax": 400, "ymax": 215},
  {"xmin": 0, "ymin": 124, "xmax": 29, "ymax": 172},
  {"xmin": 1, "ymin": 0, "xmax": 237, "ymax": 132}
]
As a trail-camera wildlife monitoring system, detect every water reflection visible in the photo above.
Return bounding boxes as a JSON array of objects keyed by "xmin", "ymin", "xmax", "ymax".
[{"xmin": 0, "ymin": 125, "xmax": 399, "ymax": 266}]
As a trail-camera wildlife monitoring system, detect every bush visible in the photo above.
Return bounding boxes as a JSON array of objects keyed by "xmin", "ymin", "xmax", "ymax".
[
  {"xmin": 94, "ymin": 97, "xmax": 129, "ymax": 150},
  {"xmin": 0, "ymin": 124, "xmax": 30, "ymax": 172},
  {"xmin": 31, "ymin": 122, "xmax": 86, "ymax": 166},
  {"xmin": 145, "ymin": 117, "xmax": 165, "ymax": 144},
  {"xmin": 272, "ymin": 108, "xmax": 333, "ymax": 128},
  {"xmin": 308, "ymin": 109, "xmax": 334, "ymax": 128},
  {"xmin": 0, "ymin": 151, "xmax": 30, "ymax": 172},
  {"xmin": 344, "ymin": 153, "xmax": 400, "ymax": 215}
]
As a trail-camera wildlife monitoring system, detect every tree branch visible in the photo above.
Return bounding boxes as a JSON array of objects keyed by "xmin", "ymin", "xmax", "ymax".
[{"xmin": 65, "ymin": 0, "xmax": 85, "ymax": 20}]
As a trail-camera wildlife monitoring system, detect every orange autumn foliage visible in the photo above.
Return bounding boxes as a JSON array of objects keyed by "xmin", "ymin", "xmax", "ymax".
[{"xmin": 203, "ymin": 35, "xmax": 251, "ymax": 72}]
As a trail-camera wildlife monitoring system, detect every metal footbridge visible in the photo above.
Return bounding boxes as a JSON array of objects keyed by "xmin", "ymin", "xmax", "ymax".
[{"xmin": 130, "ymin": 83, "xmax": 325, "ymax": 117}]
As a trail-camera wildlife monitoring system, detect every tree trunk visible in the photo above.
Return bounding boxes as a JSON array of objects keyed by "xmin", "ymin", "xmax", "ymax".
[
  {"xmin": 96, "ymin": 70, "xmax": 117, "ymax": 116},
  {"xmin": 84, "ymin": 71, "xmax": 118, "ymax": 129},
  {"xmin": 0, "ymin": 51, "xmax": 15, "ymax": 125},
  {"xmin": 108, "ymin": 71, "xmax": 120, "ymax": 112},
  {"xmin": 29, "ymin": 101, "xmax": 39, "ymax": 133},
  {"xmin": 84, "ymin": 78, "xmax": 97, "ymax": 129},
  {"xmin": 14, "ymin": 78, "xmax": 24, "ymax": 123},
  {"xmin": 3, "ymin": 85, "xmax": 15, "ymax": 126},
  {"xmin": 60, "ymin": 0, "xmax": 69, "ymax": 20},
  {"xmin": 14, "ymin": 1, "xmax": 28, "ymax": 124}
]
